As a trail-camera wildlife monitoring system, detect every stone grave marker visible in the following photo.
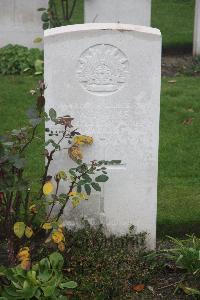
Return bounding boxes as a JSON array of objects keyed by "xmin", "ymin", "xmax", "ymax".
[
  {"xmin": 84, "ymin": 0, "xmax": 151, "ymax": 26},
  {"xmin": 44, "ymin": 23, "xmax": 161, "ymax": 249},
  {"xmin": 0, "ymin": 0, "xmax": 48, "ymax": 48},
  {"xmin": 193, "ymin": 0, "xmax": 200, "ymax": 56}
]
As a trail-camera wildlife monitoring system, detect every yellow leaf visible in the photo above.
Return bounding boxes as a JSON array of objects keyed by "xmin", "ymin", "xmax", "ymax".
[
  {"xmin": 17, "ymin": 247, "xmax": 30, "ymax": 262},
  {"xmin": 58, "ymin": 242, "xmax": 65, "ymax": 252},
  {"xmin": 29, "ymin": 204, "xmax": 37, "ymax": 214},
  {"xmin": 52, "ymin": 231, "xmax": 65, "ymax": 244},
  {"xmin": 68, "ymin": 145, "xmax": 83, "ymax": 161},
  {"xmin": 74, "ymin": 135, "xmax": 93, "ymax": 145},
  {"xmin": 55, "ymin": 171, "xmax": 67, "ymax": 180},
  {"xmin": 72, "ymin": 198, "xmax": 80, "ymax": 208},
  {"xmin": 33, "ymin": 37, "xmax": 43, "ymax": 43},
  {"xmin": 43, "ymin": 181, "xmax": 54, "ymax": 195},
  {"xmin": 20, "ymin": 259, "xmax": 31, "ymax": 270},
  {"xmin": 14, "ymin": 222, "xmax": 25, "ymax": 238},
  {"xmin": 25, "ymin": 226, "xmax": 33, "ymax": 238},
  {"xmin": 69, "ymin": 191, "xmax": 77, "ymax": 197},
  {"xmin": 42, "ymin": 223, "xmax": 52, "ymax": 230}
]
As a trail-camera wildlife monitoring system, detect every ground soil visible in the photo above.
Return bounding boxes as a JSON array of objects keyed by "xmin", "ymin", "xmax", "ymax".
[{"xmin": 162, "ymin": 54, "xmax": 199, "ymax": 77}]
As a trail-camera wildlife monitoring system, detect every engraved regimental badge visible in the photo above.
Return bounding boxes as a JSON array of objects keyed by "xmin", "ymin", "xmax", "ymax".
[{"xmin": 77, "ymin": 44, "xmax": 129, "ymax": 95}]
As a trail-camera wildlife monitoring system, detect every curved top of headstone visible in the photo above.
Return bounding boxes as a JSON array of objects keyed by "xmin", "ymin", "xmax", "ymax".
[{"xmin": 44, "ymin": 23, "xmax": 161, "ymax": 38}]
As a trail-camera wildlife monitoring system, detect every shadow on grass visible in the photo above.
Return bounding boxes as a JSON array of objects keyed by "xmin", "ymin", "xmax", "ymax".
[
  {"xmin": 162, "ymin": 43, "xmax": 193, "ymax": 56},
  {"xmin": 157, "ymin": 221, "xmax": 200, "ymax": 238}
]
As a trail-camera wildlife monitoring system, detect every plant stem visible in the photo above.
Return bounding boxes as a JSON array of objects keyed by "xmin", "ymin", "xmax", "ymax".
[
  {"xmin": 69, "ymin": 0, "xmax": 77, "ymax": 20},
  {"xmin": 20, "ymin": 125, "xmax": 38, "ymax": 153}
]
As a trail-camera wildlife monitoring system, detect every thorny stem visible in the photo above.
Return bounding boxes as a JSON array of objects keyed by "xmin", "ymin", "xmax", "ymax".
[
  {"xmin": 24, "ymin": 189, "xmax": 31, "ymax": 224},
  {"xmin": 45, "ymin": 180, "xmax": 60, "ymax": 222},
  {"xmin": 39, "ymin": 126, "xmax": 68, "ymax": 198},
  {"xmin": 20, "ymin": 125, "xmax": 38, "ymax": 154}
]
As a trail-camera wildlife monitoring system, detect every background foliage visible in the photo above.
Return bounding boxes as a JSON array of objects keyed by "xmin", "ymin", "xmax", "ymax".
[{"xmin": 0, "ymin": 45, "xmax": 43, "ymax": 75}]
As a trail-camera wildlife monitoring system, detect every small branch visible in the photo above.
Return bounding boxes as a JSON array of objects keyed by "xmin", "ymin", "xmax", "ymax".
[
  {"xmin": 69, "ymin": 0, "xmax": 77, "ymax": 20},
  {"xmin": 61, "ymin": 0, "xmax": 66, "ymax": 19},
  {"xmin": 20, "ymin": 125, "xmax": 38, "ymax": 154},
  {"xmin": 39, "ymin": 127, "xmax": 68, "ymax": 198},
  {"xmin": 24, "ymin": 189, "xmax": 31, "ymax": 224}
]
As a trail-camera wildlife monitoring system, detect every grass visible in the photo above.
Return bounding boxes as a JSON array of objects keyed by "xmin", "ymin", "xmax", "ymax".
[
  {"xmin": 53, "ymin": 0, "xmax": 195, "ymax": 52},
  {"xmin": 0, "ymin": 75, "xmax": 44, "ymax": 190},
  {"xmin": 152, "ymin": 0, "xmax": 195, "ymax": 52},
  {"xmin": 158, "ymin": 76, "xmax": 200, "ymax": 236},
  {"xmin": 0, "ymin": 75, "xmax": 200, "ymax": 237}
]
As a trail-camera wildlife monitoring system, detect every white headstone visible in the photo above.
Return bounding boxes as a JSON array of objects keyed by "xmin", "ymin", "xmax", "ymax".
[
  {"xmin": 0, "ymin": 0, "xmax": 48, "ymax": 48},
  {"xmin": 193, "ymin": 0, "xmax": 200, "ymax": 56},
  {"xmin": 44, "ymin": 23, "xmax": 161, "ymax": 249},
  {"xmin": 84, "ymin": 0, "xmax": 151, "ymax": 26}
]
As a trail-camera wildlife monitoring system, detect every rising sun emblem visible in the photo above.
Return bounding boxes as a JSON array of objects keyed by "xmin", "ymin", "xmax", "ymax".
[{"xmin": 77, "ymin": 44, "xmax": 129, "ymax": 96}]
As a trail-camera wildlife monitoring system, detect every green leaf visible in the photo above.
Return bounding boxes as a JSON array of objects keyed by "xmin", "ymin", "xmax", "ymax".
[
  {"xmin": 60, "ymin": 281, "xmax": 77, "ymax": 289},
  {"xmin": 34, "ymin": 71, "xmax": 43, "ymax": 76},
  {"xmin": 95, "ymin": 175, "xmax": 109, "ymax": 183},
  {"xmin": 76, "ymin": 159, "xmax": 82, "ymax": 165},
  {"xmin": 82, "ymin": 174, "xmax": 92, "ymax": 183},
  {"xmin": 39, "ymin": 258, "xmax": 50, "ymax": 272},
  {"xmin": 41, "ymin": 285, "xmax": 56, "ymax": 297},
  {"xmin": 27, "ymin": 107, "xmax": 39, "ymax": 119},
  {"xmin": 49, "ymin": 108, "xmax": 57, "ymax": 121},
  {"xmin": 13, "ymin": 222, "xmax": 25, "ymax": 238},
  {"xmin": 29, "ymin": 118, "xmax": 42, "ymax": 127},
  {"xmin": 23, "ymin": 67, "xmax": 31, "ymax": 72},
  {"xmin": 69, "ymin": 169, "xmax": 76, "ymax": 177},
  {"xmin": 43, "ymin": 22, "xmax": 49, "ymax": 30},
  {"xmin": 91, "ymin": 182, "xmax": 101, "ymax": 192},
  {"xmin": 77, "ymin": 185, "xmax": 82, "ymax": 193},
  {"xmin": 77, "ymin": 180, "xmax": 87, "ymax": 186},
  {"xmin": 84, "ymin": 184, "xmax": 91, "ymax": 195},
  {"xmin": 110, "ymin": 160, "xmax": 121, "ymax": 164},
  {"xmin": 37, "ymin": 7, "xmax": 46, "ymax": 11},
  {"xmin": 34, "ymin": 59, "xmax": 44, "ymax": 73},
  {"xmin": 45, "ymin": 139, "xmax": 60, "ymax": 150},
  {"xmin": 13, "ymin": 157, "xmax": 25, "ymax": 169},
  {"xmin": 33, "ymin": 37, "xmax": 43, "ymax": 44},
  {"xmin": 22, "ymin": 280, "xmax": 37, "ymax": 298},
  {"xmin": 41, "ymin": 12, "xmax": 49, "ymax": 22},
  {"xmin": 2, "ymin": 142, "xmax": 14, "ymax": 147},
  {"xmin": 49, "ymin": 252, "xmax": 64, "ymax": 270}
]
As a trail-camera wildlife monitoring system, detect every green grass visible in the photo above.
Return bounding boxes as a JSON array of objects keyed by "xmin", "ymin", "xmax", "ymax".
[
  {"xmin": 152, "ymin": 0, "xmax": 195, "ymax": 52},
  {"xmin": 0, "ymin": 75, "xmax": 200, "ymax": 236},
  {"xmin": 53, "ymin": 0, "xmax": 196, "ymax": 52},
  {"xmin": 55, "ymin": 0, "xmax": 195, "ymax": 51},
  {"xmin": 158, "ymin": 77, "xmax": 200, "ymax": 236},
  {"xmin": 0, "ymin": 75, "xmax": 44, "ymax": 190}
]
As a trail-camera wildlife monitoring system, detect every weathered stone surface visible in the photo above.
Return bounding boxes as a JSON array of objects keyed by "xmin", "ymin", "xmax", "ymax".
[
  {"xmin": 193, "ymin": 0, "xmax": 200, "ymax": 56},
  {"xmin": 0, "ymin": 0, "xmax": 48, "ymax": 48},
  {"xmin": 84, "ymin": 0, "xmax": 151, "ymax": 26},
  {"xmin": 44, "ymin": 23, "xmax": 161, "ymax": 249}
]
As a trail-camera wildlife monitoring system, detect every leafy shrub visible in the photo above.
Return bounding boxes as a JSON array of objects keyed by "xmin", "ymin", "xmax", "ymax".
[
  {"xmin": 0, "ymin": 44, "xmax": 43, "ymax": 75},
  {"xmin": 166, "ymin": 235, "xmax": 200, "ymax": 276},
  {"xmin": 0, "ymin": 79, "xmax": 120, "ymax": 298},
  {"xmin": 0, "ymin": 252, "xmax": 77, "ymax": 299},
  {"xmin": 38, "ymin": 0, "xmax": 79, "ymax": 29}
]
